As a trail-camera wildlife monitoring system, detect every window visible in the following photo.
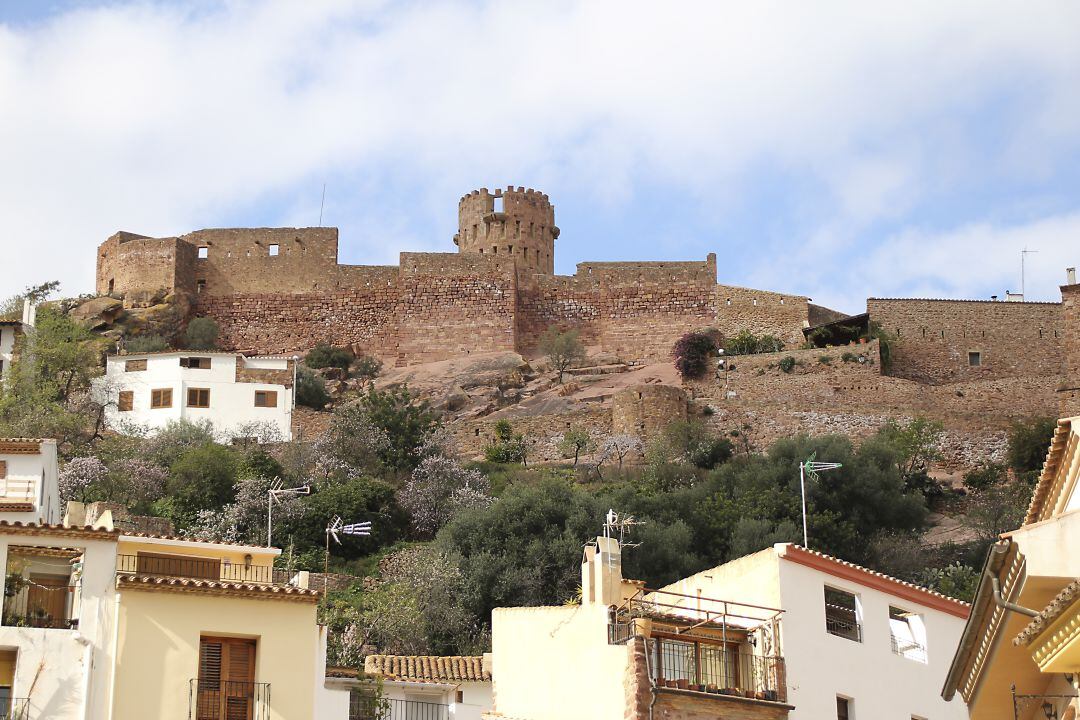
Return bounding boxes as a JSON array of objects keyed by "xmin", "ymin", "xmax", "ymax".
[
  {"xmin": 180, "ymin": 357, "xmax": 211, "ymax": 369},
  {"xmin": 197, "ymin": 636, "xmax": 256, "ymax": 713},
  {"xmin": 118, "ymin": 391, "xmax": 134, "ymax": 412},
  {"xmin": 890, "ymin": 606, "xmax": 928, "ymax": 662},
  {"xmin": 108, "ymin": 278, "xmax": 114, "ymax": 294},
  {"xmin": 196, "ymin": 279, "xmax": 206, "ymax": 294},
  {"xmin": 254, "ymin": 390, "xmax": 277, "ymax": 408},
  {"xmin": 0, "ymin": 461, "xmax": 6, "ymax": 479},
  {"xmin": 456, "ymin": 690, "xmax": 464, "ymax": 704},
  {"xmin": 124, "ymin": 359, "xmax": 147, "ymax": 372},
  {"xmin": 968, "ymin": 351, "xmax": 982, "ymax": 366},
  {"xmin": 198, "ymin": 246, "xmax": 209, "ymax": 259},
  {"xmin": 493, "ymin": 196, "xmax": 504, "ymax": 213},
  {"xmin": 150, "ymin": 389, "xmax": 173, "ymax": 408},
  {"xmin": 824, "ymin": 586, "xmax": 861, "ymax": 642},
  {"xmin": 836, "ymin": 696, "xmax": 851, "ymax": 720},
  {"xmin": 187, "ymin": 388, "xmax": 210, "ymax": 408},
  {"xmin": 268, "ymin": 244, "xmax": 279, "ymax": 256}
]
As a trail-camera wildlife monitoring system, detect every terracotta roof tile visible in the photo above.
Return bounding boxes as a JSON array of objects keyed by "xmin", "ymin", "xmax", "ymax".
[
  {"xmin": 119, "ymin": 532, "xmax": 279, "ymax": 551},
  {"xmin": 116, "ymin": 574, "xmax": 319, "ymax": 601},
  {"xmin": 1014, "ymin": 579, "xmax": 1080, "ymax": 647},
  {"xmin": 1023, "ymin": 419, "xmax": 1074, "ymax": 525},
  {"xmin": 364, "ymin": 655, "xmax": 490, "ymax": 683},
  {"xmin": 0, "ymin": 520, "xmax": 118, "ymax": 540}
]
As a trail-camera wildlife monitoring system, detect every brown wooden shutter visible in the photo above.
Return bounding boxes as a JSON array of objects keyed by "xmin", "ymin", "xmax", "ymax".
[
  {"xmin": 118, "ymin": 391, "xmax": 133, "ymax": 412},
  {"xmin": 199, "ymin": 639, "xmax": 223, "ymax": 690},
  {"xmin": 0, "ymin": 461, "xmax": 6, "ymax": 479}
]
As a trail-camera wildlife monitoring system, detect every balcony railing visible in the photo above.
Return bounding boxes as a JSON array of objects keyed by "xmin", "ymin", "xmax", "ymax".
[
  {"xmin": 890, "ymin": 634, "xmax": 928, "ymax": 663},
  {"xmin": 189, "ymin": 679, "xmax": 270, "ymax": 720},
  {"xmin": 825, "ymin": 604, "xmax": 861, "ymax": 642},
  {"xmin": 0, "ymin": 698, "xmax": 30, "ymax": 719},
  {"xmin": 650, "ymin": 638, "xmax": 786, "ymax": 702},
  {"xmin": 350, "ymin": 695, "xmax": 450, "ymax": 720},
  {"xmin": 2, "ymin": 587, "xmax": 76, "ymax": 630},
  {"xmin": 117, "ymin": 555, "xmax": 287, "ymax": 586}
]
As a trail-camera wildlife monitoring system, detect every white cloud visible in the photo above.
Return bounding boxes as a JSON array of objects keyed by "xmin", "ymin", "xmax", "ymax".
[{"xmin": 1, "ymin": 0, "xmax": 1079, "ymax": 303}]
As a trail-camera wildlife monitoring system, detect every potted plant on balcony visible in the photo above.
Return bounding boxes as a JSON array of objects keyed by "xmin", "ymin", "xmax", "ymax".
[
  {"xmin": 705, "ymin": 684, "xmax": 718, "ymax": 694},
  {"xmin": 675, "ymin": 678, "xmax": 689, "ymax": 690}
]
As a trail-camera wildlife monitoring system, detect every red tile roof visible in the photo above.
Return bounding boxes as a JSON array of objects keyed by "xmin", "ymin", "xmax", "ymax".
[{"xmin": 364, "ymin": 655, "xmax": 490, "ymax": 683}]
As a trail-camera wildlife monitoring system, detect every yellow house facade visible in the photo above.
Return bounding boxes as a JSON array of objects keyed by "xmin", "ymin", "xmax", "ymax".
[{"xmin": 943, "ymin": 416, "xmax": 1080, "ymax": 719}]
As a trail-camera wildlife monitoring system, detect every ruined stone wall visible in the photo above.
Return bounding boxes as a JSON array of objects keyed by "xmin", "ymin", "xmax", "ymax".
[
  {"xmin": 235, "ymin": 358, "xmax": 297, "ymax": 389},
  {"xmin": 612, "ymin": 385, "xmax": 688, "ymax": 441},
  {"xmin": 516, "ymin": 256, "xmax": 722, "ymax": 362},
  {"xmin": 185, "ymin": 227, "xmax": 342, "ymax": 296},
  {"xmin": 452, "ymin": 407, "xmax": 612, "ymax": 463},
  {"xmin": 197, "ymin": 253, "xmax": 518, "ymax": 366},
  {"xmin": 455, "ymin": 187, "xmax": 557, "ymax": 274},
  {"xmin": 716, "ymin": 285, "xmax": 809, "ymax": 349},
  {"xmin": 96, "ymin": 232, "xmax": 195, "ymax": 307},
  {"xmin": 1061, "ymin": 283, "xmax": 1080, "ymax": 417},
  {"xmin": 868, "ymin": 298, "xmax": 1064, "ymax": 384}
]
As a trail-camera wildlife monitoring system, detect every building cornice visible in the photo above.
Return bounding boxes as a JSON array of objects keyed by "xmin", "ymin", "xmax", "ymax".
[{"xmin": 116, "ymin": 574, "xmax": 319, "ymax": 603}]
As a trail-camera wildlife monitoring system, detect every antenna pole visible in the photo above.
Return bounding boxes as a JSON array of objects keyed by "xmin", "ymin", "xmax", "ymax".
[
  {"xmin": 318, "ymin": 183, "xmax": 327, "ymax": 227},
  {"xmin": 1021, "ymin": 248, "xmax": 1039, "ymax": 298},
  {"xmin": 800, "ymin": 462, "xmax": 808, "ymax": 548}
]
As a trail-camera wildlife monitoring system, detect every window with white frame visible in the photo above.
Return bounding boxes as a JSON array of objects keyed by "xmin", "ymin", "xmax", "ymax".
[
  {"xmin": 889, "ymin": 606, "xmax": 928, "ymax": 662},
  {"xmin": 824, "ymin": 586, "xmax": 861, "ymax": 642}
]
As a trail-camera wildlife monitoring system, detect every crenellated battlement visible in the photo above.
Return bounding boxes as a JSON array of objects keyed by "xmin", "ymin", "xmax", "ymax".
[{"xmin": 455, "ymin": 185, "xmax": 558, "ymax": 274}]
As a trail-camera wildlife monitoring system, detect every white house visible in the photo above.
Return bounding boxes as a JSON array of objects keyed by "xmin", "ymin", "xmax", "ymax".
[
  {"xmin": 0, "ymin": 437, "xmax": 61, "ymax": 525},
  {"xmin": 322, "ymin": 655, "xmax": 493, "ymax": 720},
  {"xmin": 662, "ymin": 543, "xmax": 971, "ymax": 720},
  {"xmin": 0, "ymin": 438, "xmax": 119, "ymax": 720},
  {"xmin": 0, "ymin": 302, "xmax": 35, "ymax": 385},
  {"xmin": 97, "ymin": 351, "xmax": 297, "ymax": 441}
]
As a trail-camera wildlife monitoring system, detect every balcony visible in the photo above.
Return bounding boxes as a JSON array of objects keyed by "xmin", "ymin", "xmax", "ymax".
[
  {"xmin": 890, "ymin": 634, "xmax": 928, "ymax": 663},
  {"xmin": 651, "ymin": 638, "xmax": 786, "ymax": 702},
  {"xmin": 349, "ymin": 694, "xmax": 450, "ymax": 720},
  {"xmin": 189, "ymin": 679, "xmax": 270, "ymax": 720},
  {"xmin": 825, "ymin": 603, "xmax": 861, "ymax": 642},
  {"xmin": 117, "ymin": 555, "xmax": 290, "ymax": 586}
]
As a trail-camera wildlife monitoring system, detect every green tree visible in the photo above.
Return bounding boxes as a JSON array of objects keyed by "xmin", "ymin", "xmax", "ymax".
[
  {"xmin": 183, "ymin": 317, "xmax": 220, "ymax": 350},
  {"xmin": 359, "ymin": 384, "xmax": 438, "ymax": 473},
  {"xmin": 1007, "ymin": 417, "xmax": 1056, "ymax": 481},
  {"xmin": 305, "ymin": 343, "xmax": 353, "ymax": 373},
  {"xmin": 484, "ymin": 419, "xmax": 528, "ymax": 465},
  {"xmin": 281, "ymin": 477, "xmax": 405, "ymax": 559},
  {"xmin": 557, "ymin": 428, "xmax": 594, "ymax": 466},
  {"xmin": 161, "ymin": 443, "xmax": 240, "ymax": 525},
  {"xmin": 538, "ymin": 327, "xmax": 586, "ymax": 383},
  {"xmin": 296, "ymin": 366, "xmax": 330, "ymax": 409}
]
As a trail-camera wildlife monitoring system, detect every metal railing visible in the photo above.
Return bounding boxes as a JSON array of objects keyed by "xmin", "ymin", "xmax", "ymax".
[
  {"xmin": 825, "ymin": 604, "xmax": 861, "ymax": 642},
  {"xmin": 649, "ymin": 638, "xmax": 786, "ymax": 702},
  {"xmin": 189, "ymin": 679, "xmax": 270, "ymax": 720},
  {"xmin": 890, "ymin": 634, "xmax": 927, "ymax": 663},
  {"xmin": 2, "ymin": 591, "xmax": 76, "ymax": 630},
  {"xmin": 349, "ymin": 694, "xmax": 449, "ymax": 720},
  {"xmin": 117, "ymin": 555, "xmax": 285, "ymax": 586},
  {"xmin": 0, "ymin": 698, "xmax": 30, "ymax": 719}
]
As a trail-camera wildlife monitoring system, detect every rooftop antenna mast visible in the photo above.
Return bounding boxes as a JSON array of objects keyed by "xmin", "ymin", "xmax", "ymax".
[
  {"xmin": 318, "ymin": 182, "xmax": 327, "ymax": 227},
  {"xmin": 266, "ymin": 478, "xmax": 310, "ymax": 547},
  {"xmin": 799, "ymin": 453, "xmax": 842, "ymax": 549},
  {"xmin": 602, "ymin": 509, "xmax": 645, "ymax": 572},
  {"xmin": 1021, "ymin": 247, "xmax": 1038, "ymax": 299}
]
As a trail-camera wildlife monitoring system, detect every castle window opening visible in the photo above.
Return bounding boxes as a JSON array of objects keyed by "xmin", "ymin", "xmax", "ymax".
[
  {"xmin": 268, "ymin": 244, "xmax": 279, "ymax": 257},
  {"xmin": 198, "ymin": 246, "xmax": 208, "ymax": 259},
  {"xmin": 108, "ymin": 279, "xmax": 114, "ymax": 294},
  {"xmin": 780, "ymin": 298, "xmax": 784, "ymax": 304},
  {"xmin": 474, "ymin": 429, "xmax": 480, "ymax": 437},
  {"xmin": 196, "ymin": 279, "xmax": 206, "ymax": 294},
  {"xmin": 968, "ymin": 351, "xmax": 982, "ymax": 367},
  {"xmin": 508, "ymin": 246, "xmax": 513, "ymax": 254},
  {"xmin": 726, "ymin": 298, "xmax": 731, "ymax": 306},
  {"xmin": 493, "ymin": 196, "xmax": 504, "ymax": 213}
]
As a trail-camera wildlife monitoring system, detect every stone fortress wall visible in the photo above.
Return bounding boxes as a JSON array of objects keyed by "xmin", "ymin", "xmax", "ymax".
[{"xmin": 95, "ymin": 186, "xmax": 1071, "ymax": 390}]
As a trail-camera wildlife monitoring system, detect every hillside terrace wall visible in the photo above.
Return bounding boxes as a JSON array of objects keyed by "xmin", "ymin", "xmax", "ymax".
[
  {"xmin": 868, "ymin": 298, "xmax": 1064, "ymax": 384},
  {"xmin": 452, "ymin": 407, "xmax": 612, "ymax": 463},
  {"xmin": 715, "ymin": 285, "xmax": 809, "ymax": 349}
]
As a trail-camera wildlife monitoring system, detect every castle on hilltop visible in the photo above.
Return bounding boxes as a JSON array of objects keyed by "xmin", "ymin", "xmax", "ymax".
[{"xmin": 96, "ymin": 185, "xmax": 1080, "ymax": 419}]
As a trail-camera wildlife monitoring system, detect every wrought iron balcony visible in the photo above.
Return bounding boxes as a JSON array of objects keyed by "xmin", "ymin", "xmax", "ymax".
[
  {"xmin": 188, "ymin": 679, "xmax": 270, "ymax": 720},
  {"xmin": 350, "ymin": 693, "xmax": 450, "ymax": 720},
  {"xmin": 825, "ymin": 603, "xmax": 862, "ymax": 642},
  {"xmin": 650, "ymin": 638, "xmax": 787, "ymax": 703},
  {"xmin": 890, "ymin": 634, "xmax": 928, "ymax": 663},
  {"xmin": 2, "ymin": 589, "xmax": 77, "ymax": 630},
  {"xmin": 0, "ymin": 697, "xmax": 30, "ymax": 719}
]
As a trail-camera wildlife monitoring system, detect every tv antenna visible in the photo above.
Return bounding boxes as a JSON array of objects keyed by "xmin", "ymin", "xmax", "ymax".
[
  {"xmin": 603, "ymin": 508, "xmax": 645, "ymax": 549},
  {"xmin": 799, "ymin": 453, "xmax": 842, "ymax": 549},
  {"xmin": 324, "ymin": 516, "xmax": 373, "ymax": 577},
  {"xmin": 318, "ymin": 182, "xmax": 327, "ymax": 227},
  {"xmin": 1021, "ymin": 247, "xmax": 1038, "ymax": 299},
  {"xmin": 266, "ymin": 478, "xmax": 310, "ymax": 547}
]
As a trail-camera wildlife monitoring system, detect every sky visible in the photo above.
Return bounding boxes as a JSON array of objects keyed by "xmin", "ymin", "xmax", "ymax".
[{"xmin": 1, "ymin": 1, "xmax": 1079, "ymax": 313}]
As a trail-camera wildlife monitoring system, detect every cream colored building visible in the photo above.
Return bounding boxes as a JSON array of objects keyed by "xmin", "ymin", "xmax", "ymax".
[
  {"xmin": 485, "ymin": 535, "xmax": 792, "ymax": 720},
  {"xmin": 0, "ymin": 437, "xmax": 328, "ymax": 719},
  {"xmin": 944, "ymin": 416, "xmax": 1080, "ymax": 719}
]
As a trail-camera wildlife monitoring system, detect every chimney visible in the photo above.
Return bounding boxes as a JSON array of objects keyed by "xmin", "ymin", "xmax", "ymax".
[
  {"xmin": 581, "ymin": 536, "xmax": 623, "ymax": 606},
  {"xmin": 20, "ymin": 299, "xmax": 35, "ymax": 327},
  {"xmin": 1068, "ymin": 267, "xmax": 1077, "ymax": 286}
]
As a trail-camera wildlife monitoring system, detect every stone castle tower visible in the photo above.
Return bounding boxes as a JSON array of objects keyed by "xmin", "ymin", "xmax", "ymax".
[{"xmin": 454, "ymin": 186, "xmax": 559, "ymax": 274}]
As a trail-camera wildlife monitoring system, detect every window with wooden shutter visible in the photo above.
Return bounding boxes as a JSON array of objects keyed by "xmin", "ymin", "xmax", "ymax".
[
  {"xmin": 0, "ymin": 461, "xmax": 6, "ymax": 479},
  {"xmin": 151, "ymin": 389, "xmax": 173, "ymax": 409},
  {"xmin": 253, "ymin": 391, "xmax": 277, "ymax": 408},
  {"xmin": 124, "ymin": 359, "xmax": 147, "ymax": 372},
  {"xmin": 198, "ymin": 637, "xmax": 256, "ymax": 720},
  {"xmin": 118, "ymin": 391, "xmax": 134, "ymax": 412},
  {"xmin": 187, "ymin": 388, "xmax": 210, "ymax": 408},
  {"xmin": 182, "ymin": 357, "xmax": 212, "ymax": 370}
]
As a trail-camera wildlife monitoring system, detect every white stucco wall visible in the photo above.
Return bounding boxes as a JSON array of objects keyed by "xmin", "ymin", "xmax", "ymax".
[
  {"xmin": 0, "ymin": 532, "xmax": 118, "ymax": 720},
  {"xmin": 0, "ymin": 440, "xmax": 60, "ymax": 525},
  {"xmin": 775, "ymin": 556, "xmax": 967, "ymax": 720},
  {"xmin": 98, "ymin": 353, "xmax": 293, "ymax": 441},
  {"xmin": 317, "ymin": 676, "xmax": 492, "ymax": 720},
  {"xmin": 0, "ymin": 326, "xmax": 16, "ymax": 382}
]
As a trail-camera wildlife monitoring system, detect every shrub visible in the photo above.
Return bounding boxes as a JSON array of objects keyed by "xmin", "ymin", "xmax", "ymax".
[
  {"xmin": 306, "ymin": 343, "xmax": 353, "ymax": 373},
  {"xmin": 818, "ymin": 355, "xmax": 833, "ymax": 365},
  {"xmin": 296, "ymin": 366, "xmax": 331, "ymax": 409},
  {"xmin": 672, "ymin": 331, "xmax": 718, "ymax": 379},
  {"xmin": 539, "ymin": 327, "xmax": 586, "ymax": 383},
  {"xmin": 354, "ymin": 356, "xmax": 383, "ymax": 380},
  {"xmin": 840, "ymin": 352, "xmax": 858, "ymax": 363},
  {"xmin": 183, "ymin": 317, "xmax": 219, "ymax": 350},
  {"xmin": 557, "ymin": 428, "xmax": 594, "ymax": 466},
  {"xmin": 778, "ymin": 356, "xmax": 796, "ymax": 373},
  {"xmin": 1007, "ymin": 417, "xmax": 1056, "ymax": 481},
  {"xmin": 485, "ymin": 420, "xmax": 528, "ymax": 464},
  {"xmin": 725, "ymin": 330, "xmax": 785, "ymax": 356},
  {"xmin": 126, "ymin": 334, "xmax": 169, "ymax": 353},
  {"xmin": 963, "ymin": 462, "xmax": 1007, "ymax": 492}
]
